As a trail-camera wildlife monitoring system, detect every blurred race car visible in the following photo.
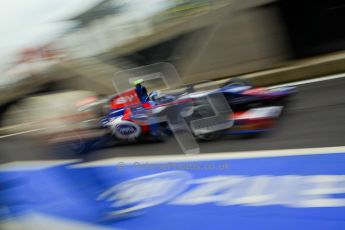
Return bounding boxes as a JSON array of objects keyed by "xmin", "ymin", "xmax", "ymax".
[
  {"xmin": 70, "ymin": 81, "xmax": 286, "ymax": 153},
  {"xmin": 98, "ymin": 90, "xmax": 283, "ymax": 144}
]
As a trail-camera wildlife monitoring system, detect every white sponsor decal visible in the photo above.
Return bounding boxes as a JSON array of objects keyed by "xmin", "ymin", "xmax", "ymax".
[
  {"xmin": 99, "ymin": 171, "xmax": 345, "ymax": 212},
  {"xmin": 115, "ymin": 95, "xmax": 135, "ymax": 104},
  {"xmin": 98, "ymin": 171, "xmax": 191, "ymax": 215},
  {"xmin": 109, "ymin": 119, "xmax": 141, "ymax": 139}
]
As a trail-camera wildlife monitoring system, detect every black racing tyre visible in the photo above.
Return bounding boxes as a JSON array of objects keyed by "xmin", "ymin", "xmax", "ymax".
[
  {"xmin": 195, "ymin": 131, "xmax": 222, "ymax": 141},
  {"xmin": 69, "ymin": 140, "xmax": 87, "ymax": 154},
  {"xmin": 188, "ymin": 104, "xmax": 223, "ymax": 141}
]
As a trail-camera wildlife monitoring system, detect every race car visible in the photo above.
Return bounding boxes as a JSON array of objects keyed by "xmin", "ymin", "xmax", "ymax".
[{"xmin": 69, "ymin": 82, "xmax": 286, "ymax": 153}]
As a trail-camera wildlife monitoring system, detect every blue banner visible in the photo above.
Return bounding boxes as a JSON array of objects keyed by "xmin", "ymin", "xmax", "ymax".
[{"xmin": 1, "ymin": 152, "xmax": 345, "ymax": 229}]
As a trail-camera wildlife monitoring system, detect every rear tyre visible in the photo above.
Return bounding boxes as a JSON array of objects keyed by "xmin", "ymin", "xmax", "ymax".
[{"xmin": 188, "ymin": 104, "xmax": 223, "ymax": 141}]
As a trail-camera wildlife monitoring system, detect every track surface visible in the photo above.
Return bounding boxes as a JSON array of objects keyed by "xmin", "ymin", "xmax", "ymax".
[{"xmin": 1, "ymin": 76, "xmax": 345, "ymax": 163}]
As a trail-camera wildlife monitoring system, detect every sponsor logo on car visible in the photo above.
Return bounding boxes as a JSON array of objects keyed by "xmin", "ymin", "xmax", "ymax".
[
  {"xmin": 115, "ymin": 95, "xmax": 135, "ymax": 104},
  {"xmin": 116, "ymin": 124, "xmax": 137, "ymax": 135},
  {"xmin": 109, "ymin": 120, "xmax": 141, "ymax": 139}
]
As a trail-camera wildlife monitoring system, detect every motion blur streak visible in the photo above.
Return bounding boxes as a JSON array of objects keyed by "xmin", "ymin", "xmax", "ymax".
[{"xmin": 1, "ymin": 0, "xmax": 345, "ymax": 229}]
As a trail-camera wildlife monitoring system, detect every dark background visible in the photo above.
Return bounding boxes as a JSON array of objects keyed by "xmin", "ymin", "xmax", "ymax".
[{"xmin": 279, "ymin": 0, "xmax": 345, "ymax": 58}]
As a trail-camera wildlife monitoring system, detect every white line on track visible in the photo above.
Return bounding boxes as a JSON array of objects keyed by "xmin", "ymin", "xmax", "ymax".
[
  {"xmin": 0, "ymin": 128, "xmax": 47, "ymax": 139},
  {"xmin": 71, "ymin": 146, "xmax": 345, "ymax": 168},
  {"xmin": 0, "ymin": 160, "xmax": 80, "ymax": 172},
  {"xmin": 1, "ymin": 146, "xmax": 345, "ymax": 170},
  {"xmin": 268, "ymin": 72, "xmax": 345, "ymax": 89}
]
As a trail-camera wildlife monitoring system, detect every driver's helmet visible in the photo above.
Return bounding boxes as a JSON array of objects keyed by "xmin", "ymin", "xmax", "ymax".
[
  {"xmin": 131, "ymin": 79, "xmax": 144, "ymax": 86},
  {"xmin": 149, "ymin": 90, "xmax": 159, "ymax": 101}
]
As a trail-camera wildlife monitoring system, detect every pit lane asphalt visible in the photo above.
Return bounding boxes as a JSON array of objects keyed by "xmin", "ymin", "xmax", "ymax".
[{"xmin": 1, "ymin": 76, "xmax": 345, "ymax": 163}]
